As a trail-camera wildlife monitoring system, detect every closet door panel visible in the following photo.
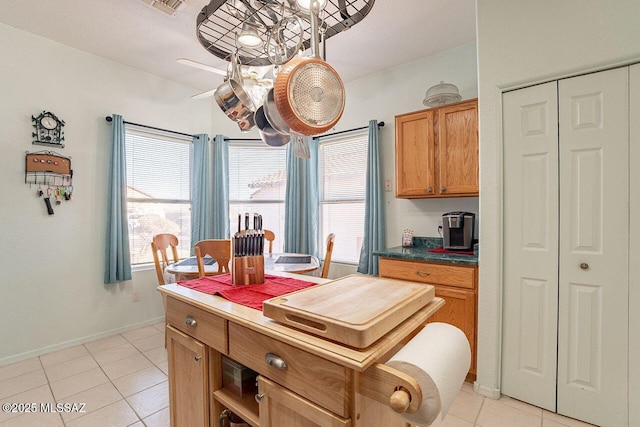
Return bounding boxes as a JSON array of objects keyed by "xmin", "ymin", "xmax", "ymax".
[
  {"xmin": 558, "ymin": 67, "xmax": 629, "ymax": 427},
  {"xmin": 629, "ymin": 63, "xmax": 640, "ymax": 427},
  {"xmin": 501, "ymin": 81, "xmax": 559, "ymax": 411}
]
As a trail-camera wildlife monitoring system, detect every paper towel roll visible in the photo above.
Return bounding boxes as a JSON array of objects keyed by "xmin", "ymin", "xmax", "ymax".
[{"xmin": 386, "ymin": 322, "xmax": 471, "ymax": 427}]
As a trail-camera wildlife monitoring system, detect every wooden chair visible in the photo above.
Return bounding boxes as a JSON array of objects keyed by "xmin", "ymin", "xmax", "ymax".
[
  {"xmin": 264, "ymin": 230, "xmax": 275, "ymax": 253},
  {"xmin": 321, "ymin": 233, "xmax": 335, "ymax": 279},
  {"xmin": 194, "ymin": 239, "xmax": 232, "ymax": 278},
  {"xmin": 151, "ymin": 233, "xmax": 180, "ymax": 285}
]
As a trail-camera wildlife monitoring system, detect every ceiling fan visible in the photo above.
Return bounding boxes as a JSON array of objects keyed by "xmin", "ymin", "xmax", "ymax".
[{"xmin": 177, "ymin": 58, "xmax": 274, "ymax": 100}]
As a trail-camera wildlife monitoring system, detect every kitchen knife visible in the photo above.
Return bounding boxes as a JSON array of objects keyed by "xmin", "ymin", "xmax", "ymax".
[
  {"xmin": 237, "ymin": 214, "xmax": 241, "ymax": 234},
  {"xmin": 245, "ymin": 212, "xmax": 249, "ymax": 231}
]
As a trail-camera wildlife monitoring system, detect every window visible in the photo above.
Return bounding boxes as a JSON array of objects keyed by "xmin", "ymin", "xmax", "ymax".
[
  {"xmin": 125, "ymin": 127, "xmax": 192, "ymax": 265},
  {"xmin": 318, "ymin": 130, "xmax": 368, "ymax": 264},
  {"xmin": 228, "ymin": 143, "xmax": 287, "ymax": 252}
]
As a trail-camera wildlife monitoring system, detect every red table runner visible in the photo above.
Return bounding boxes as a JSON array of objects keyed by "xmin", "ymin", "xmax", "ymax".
[{"xmin": 177, "ymin": 273, "xmax": 317, "ymax": 310}]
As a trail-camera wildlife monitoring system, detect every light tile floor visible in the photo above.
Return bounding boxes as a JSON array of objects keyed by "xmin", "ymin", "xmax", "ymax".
[{"xmin": 0, "ymin": 323, "xmax": 598, "ymax": 427}]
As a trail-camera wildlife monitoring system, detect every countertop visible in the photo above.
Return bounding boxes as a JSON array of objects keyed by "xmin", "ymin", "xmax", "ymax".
[{"xmin": 374, "ymin": 236, "xmax": 478, "ymax": 266}]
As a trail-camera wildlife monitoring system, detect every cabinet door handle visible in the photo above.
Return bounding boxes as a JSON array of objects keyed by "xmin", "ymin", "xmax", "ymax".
[
  {"xmin": 415, "ymin": 270, "xmax": 431, "ymax": 277},
  {"xmin": 255, "ymin": 393, "xmax": 265, "ymax": 403},
  {"xmin": 427, "ymin": 187, "xmax": 433, "ymax": 193},
  {"xmin": 185, "ymin": 316, "xmax": 197, "ymax": 327},
  {"xmin": 265, "ymin": 353, "xmax": 288, "ymax": 370},
  {"xmin": 440, "ymin": 186, "xmax": 446, "ymax": 192},
  {"xmin": 194, "ymin": 356, "xmax": 202, "ymax": 362},
  {"xmin": 580, "ymin": 263, "xmax": 589, "ymax": 270}
]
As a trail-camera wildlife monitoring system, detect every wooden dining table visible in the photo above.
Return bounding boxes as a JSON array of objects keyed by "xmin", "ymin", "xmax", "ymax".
[{"xmin": 165, "ymin": 253, "xmax": 320, "ymax": 281}]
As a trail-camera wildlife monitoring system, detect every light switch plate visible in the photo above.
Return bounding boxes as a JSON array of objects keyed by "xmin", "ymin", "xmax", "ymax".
[{"xmin": 384, "ymin": 179, "xmax": 392, "ymax": 192}]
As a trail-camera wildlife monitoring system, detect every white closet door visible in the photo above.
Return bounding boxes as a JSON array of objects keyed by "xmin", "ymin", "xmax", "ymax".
[
  {"xmin": 502, "ymin": 81, "xmax": 559, "ymax": 411},
  {"xmin": 629, "ymin": 63, "xmax": 640, "ymax": 427},
  {"xmin": 557, "ymin": 67, "xmax": 629, "ymax": 426}
]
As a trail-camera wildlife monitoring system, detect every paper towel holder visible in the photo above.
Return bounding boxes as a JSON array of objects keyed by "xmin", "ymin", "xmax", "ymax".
[
  {"xmin": 359, "ymin": 363, "xmax": 423, "ymax": 414},
  {"xmin": 390, "ymin": 387, "xmax": 412, "ymax": 412}
]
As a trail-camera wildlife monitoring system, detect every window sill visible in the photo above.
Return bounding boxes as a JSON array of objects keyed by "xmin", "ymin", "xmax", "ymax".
[{"xmin": 132, "ymin": 263, "xmax": 155, "ymax": 273}]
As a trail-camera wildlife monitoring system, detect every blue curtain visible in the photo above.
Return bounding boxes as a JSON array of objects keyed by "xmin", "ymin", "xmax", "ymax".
[
  {"xmin": 357, "ymin": 120, "xmax": 385, "ymax": 276},
  {"xmin": 104, "ymin": 114, "xmax": 132, "ymax": 283},
  {"xmin": 212, "ymin": 135, "xmax": 230, "ymax": 239},
  {"xmin": 191, "ymin": 134, "xmax": 213, "ymax": 248},
  {"xmin": 284, "ymin": 138, "xmax": 319, "ymax": 257}
]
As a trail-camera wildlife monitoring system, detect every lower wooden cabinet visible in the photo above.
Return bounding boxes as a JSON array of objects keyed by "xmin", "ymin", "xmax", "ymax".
[
  {"xmin": 167, "ymin": 325, "xmax": 209, "ymax": 427},
  {"xmin": 257, "ymin": 376, "xmax": 350, "ymax": 427},
  {"xmin": 379, "ymin": 257, "xmax": 478, "ymax": 381}
]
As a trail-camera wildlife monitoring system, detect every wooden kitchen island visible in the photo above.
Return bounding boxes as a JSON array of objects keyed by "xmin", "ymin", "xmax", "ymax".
[{"xmin": 159, "ymin": 273, "xmax": 445, "ymax": 427}]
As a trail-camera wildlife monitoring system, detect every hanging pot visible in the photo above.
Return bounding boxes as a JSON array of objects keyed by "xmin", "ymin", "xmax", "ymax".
[
  {"xmin": 255, "ymin": 106, "xmax": 290, "ymax": 147},
  {"xmin": 273, "ymin": 3, "xmax": 345, "ymax": 136},
  {"xmin": 263, "ymin": 87, "xmax": 290, "ymax": 135},
  {"xmin": 214, "ymin": 51, "xmax": 256, "ymax": 132}
]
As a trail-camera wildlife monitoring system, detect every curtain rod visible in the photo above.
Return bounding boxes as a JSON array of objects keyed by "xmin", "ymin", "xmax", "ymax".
[
  {"xmin": 105, "ymin": 116, "xmax": 197, "ymax": 139},
  {"xmin": 224, "ymin": 122, "xmax": 384, "ymax": 142},
  {"xmin": 319, "ymin": 121, "xmax": 384, "ymax": 139}
]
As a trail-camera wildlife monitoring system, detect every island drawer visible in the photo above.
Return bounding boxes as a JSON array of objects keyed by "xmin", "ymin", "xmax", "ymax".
[
  {"xmin": 379, "ymin": 258, "xmax": 476, "ymax": 289},
  {"xmin": 228, "ymin": 322, "xmax": 348, "ymax": 417},
  {"xmin": 166, "ymin": 297, "xmax": 227, "ymax": 353}
]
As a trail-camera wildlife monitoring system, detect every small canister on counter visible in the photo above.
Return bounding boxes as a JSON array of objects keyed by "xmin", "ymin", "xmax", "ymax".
[{"xmin": 402, "ymin": 229, "xmax": 414, "ymax": 247}]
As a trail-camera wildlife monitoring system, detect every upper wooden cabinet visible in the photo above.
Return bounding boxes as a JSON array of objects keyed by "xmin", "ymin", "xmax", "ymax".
[{"xmin": 395, "ymin": 99, "xmax": 478, "ymax": 198}]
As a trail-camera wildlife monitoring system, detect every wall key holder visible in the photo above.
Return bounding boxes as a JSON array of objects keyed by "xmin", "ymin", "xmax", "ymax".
[{"xmin": 25, "ymin": 150, "xmax": 73, "ymax": 215}]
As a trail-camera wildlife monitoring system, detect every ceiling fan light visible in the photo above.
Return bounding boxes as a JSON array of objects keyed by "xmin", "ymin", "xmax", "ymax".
[
  {"xmin": 238, "ymin": 23, "xmax": 262, "ymax": 48},
  {"xmin": 295, "ymin": 0, "xmax": 328, "ymax": 12}
]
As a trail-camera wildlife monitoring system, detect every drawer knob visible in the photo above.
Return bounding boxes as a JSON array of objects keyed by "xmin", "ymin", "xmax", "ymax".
[
  {"xmin": 580, "ymin": 263, "xmax": 589, "ymax": 270},
  {"xmin": 255, "ymin": 393, "xmax": 265, "ymax": 403},
  {"xmin": 415, "ymin": 270, "xmax": 431, "ymax": 277},
  {"xmin": 265, "ymin": 353, "xmax": 288, "ymax": 370},
  {"xmin": 185, "ymin": 316, "xmax": 197, "ymax": 327}
]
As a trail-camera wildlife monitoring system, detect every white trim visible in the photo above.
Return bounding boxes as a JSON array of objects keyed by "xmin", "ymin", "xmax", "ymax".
[
  {"xmin": 0, "ymin": 316, "xmax": 165, "ymax": 367},
  {"xmin": 474, "ymin": 381, "xmax": 501, "ymax": 400}
]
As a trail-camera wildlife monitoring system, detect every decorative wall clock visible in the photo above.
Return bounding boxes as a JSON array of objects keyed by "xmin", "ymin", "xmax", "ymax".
[{"xmin": 32, "ymin": 111, "xmax": 65, "ymax": 148}]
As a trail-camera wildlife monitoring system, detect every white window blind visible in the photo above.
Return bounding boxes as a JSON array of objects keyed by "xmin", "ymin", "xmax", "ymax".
[
  {"xmin": 319, "ymin": 130, "xmax": 368, "ymax": 264},
  {"xmin": 125, "ymin": 127, "xmax": 192, "ymax": 264},
  {"xmin": 228, "ymin": 143, "xmax": 287, "ymax": 253}
]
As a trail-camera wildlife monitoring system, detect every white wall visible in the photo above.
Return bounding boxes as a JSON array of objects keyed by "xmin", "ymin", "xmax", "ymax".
[
  {"xmin": 476, "ymin": 0, "xmax": 640, "ymax": 404},
  {"xmin": 0, "ymin": 23, "xmax": 214, "ymax": 364},
  {"xmin": 322, "ymin": 43, "xmax": 479, "ymax": 278}
]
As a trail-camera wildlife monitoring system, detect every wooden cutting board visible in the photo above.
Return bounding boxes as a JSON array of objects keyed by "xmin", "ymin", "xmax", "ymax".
[{"xmin": 262, "ymin": 274, "xmax": 435, "ymax": 348}]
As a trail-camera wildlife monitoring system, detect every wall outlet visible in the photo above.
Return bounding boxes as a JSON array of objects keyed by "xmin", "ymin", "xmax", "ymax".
[
  {"xmin": 384, "ymin": 179, "xmax": 392, "ymax": 192},
  {"xmin": 131, "ymin": 291, "xmax": 140, "ymax": 302}
]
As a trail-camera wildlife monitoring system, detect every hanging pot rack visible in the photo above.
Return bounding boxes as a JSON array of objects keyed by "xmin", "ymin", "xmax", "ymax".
[{"xmin": 196, "ymin": 0, "xmax": 375, "ymax": 67}]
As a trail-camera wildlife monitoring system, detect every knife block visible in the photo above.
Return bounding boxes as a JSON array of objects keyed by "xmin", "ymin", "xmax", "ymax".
[{"xmin": 232, "ymin": 255, "xmax": 265, "ymax": 285}]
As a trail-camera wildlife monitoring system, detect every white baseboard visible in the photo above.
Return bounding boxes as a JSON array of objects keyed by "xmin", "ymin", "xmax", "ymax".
[
  {"xmin": 474, "ymin": 382, "xmax": 501, "ymax": 399},
  {"xmin": 0, "ymin": 316, "xmax": 165, "ymax": 367}
]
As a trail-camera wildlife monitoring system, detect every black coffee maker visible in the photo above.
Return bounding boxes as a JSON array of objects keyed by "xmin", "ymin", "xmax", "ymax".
[{"xmin": 442, "ymin": 212, "xmax": 475, "ymax": 250}]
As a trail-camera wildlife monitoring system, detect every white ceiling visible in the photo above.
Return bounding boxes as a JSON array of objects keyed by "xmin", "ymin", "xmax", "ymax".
[{"xmin": 0, "ymin": 0, "xmax": 476, "ymax": 94}]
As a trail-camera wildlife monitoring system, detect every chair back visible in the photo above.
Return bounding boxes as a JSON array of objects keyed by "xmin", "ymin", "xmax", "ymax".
[
  {"xmin": 194, "ymin": 239, "xmax": 232, "ymax": 278},
  {"xmin": 321, "ymin": 233, "xmax": 335, "ymax": 279},
  {"xmin": 151, "ymin": 233, "xmax": 179, "ymax": 285},
  {"xmin": 264, "ymin": 229, "xmax": 275, "ymax": 253}
]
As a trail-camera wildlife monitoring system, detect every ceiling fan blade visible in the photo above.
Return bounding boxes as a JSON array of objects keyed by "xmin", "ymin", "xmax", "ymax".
[
  {"xmin": 191, "ymin": 88, "xmax": 217, "ymax": 99},
  {"xmin": 177, "ymin": 58, "xmax": 227, "ymax": 76}
]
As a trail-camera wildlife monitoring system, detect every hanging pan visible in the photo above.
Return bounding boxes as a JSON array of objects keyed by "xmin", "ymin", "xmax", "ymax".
[{"xmin": 273, "ymin": 2, "xmax": 345, "ymax": 136}]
